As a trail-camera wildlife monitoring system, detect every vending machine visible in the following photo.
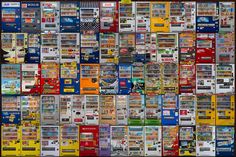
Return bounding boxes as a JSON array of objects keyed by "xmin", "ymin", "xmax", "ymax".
[
  {"xmin": 219, "ymin": 2, "xmax": 235, "ymax": 32},
  {"xmin": 80, "ymin": 31, "xmax": 99, "ymax": 63},
  {"xmin": 80, "ymin": 1, "xmax": 99, "ymax": 32},
  {"xmin": 85, "ymin": 95, "xmax": 99, "ymax": 125},
  {"xmin": 162, "ymin": 126, "xmax": 179, "ymax": 156},
  {"xmin": 1, "ymin": 2, "xmax": 21, "ymax": 32},
  {"xmin": 128, "ymin": 93, "xmax": 145, "ymax": 125},
  {"xmin": 179, "ymin": 94, "xmax": 196, "ymax": 126},
  {"xmin": 119, "ymin": 2, "xmax": 135, "ymax": 32},
  {"xmin": 40, "ymin": 95, "xmax": 59, "ymax": 125},
  {"xmin": 41, "ymin": 33, "xmax": 59, "ymax": 63},
  {"xmin": 25, "ymin": 34, "xmax": 41, "ymax": 63},
  {"xmin": 116, "ymin": 95, "xmax": 128, "ymax": 125},
  {"xmin": 216, "ymin": 64, "xmax": 234, "ymax": 93},
  {"xmin": 196, "ymin": 95, "xmax": 216, "ymax": 125},
  {"xmin": 60, "ymin": 124, "xmax": 79, "ymax": 156},
  {"xmin": 196, "ymin": 2, "xmax": 219, "ymax": 32},
  {"xmin": 21, "ymin": 96, "xmax": 40, "ymax": 126},
  {"xmin": 131, "ymin": 62, "xmax": 145, "ymax": 94},
  {"xmin": 179, "ymin": 32, "xmax": 196, "ymax": 64},
  {"xmin": 60, "ymin": 95, "xmax": 73, "ymax": 124},
  {"xmin": 170, "ymin": 2, "xmax": 196, "ymax": 32},
  {"xmin": 99, "ymin": 95, "xmax": 116, "ymax": 125},
  {"xmin": 21, "ymin": 126, "xmax": 40, "ymax": 156},
  {"xmin": 157, "ymin": 33, "xmax": 178, "ymax": 63},
  {"xmin": 111, "ymin": 126, "xmax": 128, "ymax": 156},
  {"xmin": 1, "ymin": 64, "xmax": 21, "ymax": 95},
  {"xmin": 41, "ymin": 62, "xmax": 60, "ymax": 94},
  {"xmin": 162, "ymin": 63, "xmax": 178, "ymax": 94},
  {"xmin": 196, "ymin": 64, "xmax": 216, "ymax": 94},
  {"xmin": 1, "ymin": 33, "xmax": 27, "ymax": 63},
  {"xmin": 21, "ymin": 64, "xmax": 41, "ymax": 94},
  {"xmin": 79, "ymin": 125, "xmax": 99, "ymax": 156},
  {"xmin": 216, "ymin": 126, "xmax": 234, "ymax": 156},
  {"xmin": 119, "ymin": 33, "xmax": 135, "ymax": 63},
  {"xmin": 41, "ymin": 2, "xmax": 60, "ymax": 32},
  {"xmin": 179, "ymin": 126, "xmax": 196, "ymax": 156},
  {"xmin": 145, "ymin": 94, "xmax": 162, "ymax": 125},
  {"xmin": 1, "ymin": 125, "xmax": 21, "ymax": 156},
  {"xmin": 2, "ymin": 96, "xmax": 21, "ymax": 125},
  {"xmin": 144, "ymin": 126, "xmax": 162, "ymax": 156},
  {"xmin": 161, "ymin": 94, "xmax": 179, "ymax": 125},
  {"xmin": 21, "ymin": 1, "xmax": 40, "ymax": 33},
  {"xmin": 72, "ymin": 95, "xmax": 86, "ymax": 125},
  {"xmin": 136, "ymin": 2, "xmax": 150, "ymax": 32},
  {"xmin": 100, "ymin": 33, "xmax": 119, "ymax": 64},
  {"xmin": 128, "ymin": 126, "xmax": 144, "ymax": 156},
  {"xmin": 196, "ymin": 126, "xmax": 215, "ymax": 156},
  {"xmin": 100, "ymin": 63, "xmax": 118, "ymax": 94},
  {"xmin": 179, "ymin": 63, "xmax": 196, "ymax": 94},
  {"xmin": 118, "ymin": 64, "xmax": 132, "ymax": 94},
  {"xmin": 150, "ymin": 2, "xmax": 170, "ymax": 32},
  {"xmin": 100, "ymin": 2, "xmax": 118, "ymax": 32},
  {"xmin": 196, "ymin": 33, "xmax": 216, "ymax": 63},
  {"xmin": 60, "ymin": 1, "xmax": 80, "ymax": 32},
  {"xmin": 60, "ymin": 62, "xmax": 80, "ymax": 94},
  {"xmin": 99, "ymin": 124, "xmax": 111, "ymax": 156},
  {"xmin": 216, "ymin": 95, "xmax": 235, "ymax": 126},
  {"xmin": 40, "ymin": 126, "xmax": 59, "ymax": 156},
  {"xmin": 135, "ymin": 33, "xmax": 155, "ymax": 63},
  {"xmin": 145, "ymin": 63, "xmax": 162, "ymax": 94},
  {"xmin": 60, "ymin": 33, "xmax": 80, "ymax": 63},
  {"xmin": 216, "ymin": 32, "xmax": 235, "ymax": 64},
  {"xmin": 60, "ymin": 95, "xmax": 85, "ymax": 125},
  {"xmin": 80, "ymin": 64, "xmax": 99, "ymax": 94}
]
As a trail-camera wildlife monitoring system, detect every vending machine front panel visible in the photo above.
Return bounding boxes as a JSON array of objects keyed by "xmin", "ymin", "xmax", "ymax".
[
  {"xmin": 162, "ymin": 126, "xmax": 179, "ymax": 156},
  {"xmin": 79, "ymin": 125, "xmax": 99, "ymax": 156},
  {"xmin": 80, "ymin": 64, "xmax": 99, "ymax": 94},
  {"xmin": 119, "ymin": 2, "xmax": 135, "ymax": 32},
  {"xmin": 128, "ymin": 93, "xmax": 145, "ymax": 125},
  {"xmin": 21, "ymin": 1, "xmax": 40, "ymax": 33},
  {"xmin": 2, "ymin": 96, "xmax": 21, "ymax": 124},
  {"xmin": 99, "ymin": 124, "xmax": 111, "ymax": 156},
  {"xmin": 21, "ymin": 126, "xmax": 40, "ymax": 156},
  {"xmin": 216, "ymin": 95, "xmax": 234, "ymax": 126},
  {"xmin": 216, "ymin": 32, "xmax": 235, "ymax": 64},
  {"xmin": 1, "ymin": 64, "xmax": 21, "ymax": 95},
  {"xmin": 21, "ymin": 64, "xmax": 41, "ymax": 94},
  {"xmin": 128, "ymin": 126, "xmax": 144, "ymax": 156},
  {"xmin": 136, "ymin": 2, "xmax": 150, "ymax": 32},
  {"xmin": 1, "ymin": 2, "xmax": 21, "ymax": 32},
  {"xmin": 41, "ymin": 126, "xmax": 59, "ymax": 156},
  {"xmin": 60, "ymin": 62, "xmax": 80, "ymax": 94},
  {"xmin": 179, "ymin": 126, "xmax": 196, "ymax": 156},
  {"xmin": 40, "ymin": 95, "xmax": 59, "ymax": 125},
  {"xmin": 60, "ymin": 2, "xmax": 80, "ymax": 32},
  {"xmin": 85, "ymin": 95, "xmax": 99, "ymax": 125},
  {"xmin": 99, "ymin": 95, "xmax": 116, "ymax": 125},
  {"xmin": 21, "ymin": 96, "xmax": 40, "ymax": 126},
  {"xmin": 111, "ymin": 126, "xmax": 128, "ymax": 156},
  {"xmin": 60, "ymin": 125, "xmax": 79, "ymax": 156},
  {"xmin": 145, "ymin": 126, "xmax": 162, "ymax": 156},
  {"xmin": 196, "ymin": 2, "xmax": 219, "ymax": 32},
  {"xmin": 41, "ymin": 62, "xmax": 60, "ymax": 94},
  {"xmin": 196, "ymin": 126, "xmax": 215, "ymax": 156},
  {"xmin": 196, "ymin": 95, "xmax": 216, "ymax": 125},
  {"xmin": 219, "ymin": 2, "xmax": 235, "ymax": 31},
  {"xmin": 41, "ymin": 2, "xmax": 60, "ymax": 32},
  {"xmin": 100, "ymin": 2, "xmax": 118, "ymax": 32},
  {"xmin": 216, "ymin": 126, "xmax": 234, "ymax": 156},
  {"xmin": 145, "ymin": 95, "xmax": 162, "ymax": 125},
  {"xmin": 1, "ymin": 125, "xmax": 21, "ymax": 156},
  {"xmin": 116, "ymin": 95, "xmax": 128, "ymax": 125}
]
